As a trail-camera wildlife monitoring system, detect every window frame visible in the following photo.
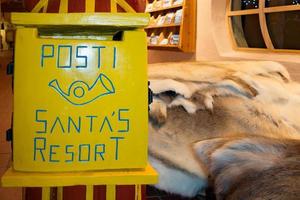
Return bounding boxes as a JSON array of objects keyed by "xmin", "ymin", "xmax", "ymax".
[{"xmin": 226, "ymin": 0, "xmax": 300, "ymax": 53}]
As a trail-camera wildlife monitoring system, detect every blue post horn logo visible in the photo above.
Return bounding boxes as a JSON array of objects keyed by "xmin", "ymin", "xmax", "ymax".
[{"xmin": 49, "ymin": 73, "xmax": 115, "ymax": 106}]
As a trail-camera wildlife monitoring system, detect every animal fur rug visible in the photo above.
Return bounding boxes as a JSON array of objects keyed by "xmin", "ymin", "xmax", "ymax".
[{"xmin": 148, "ymin": 61, "xmax": 300, "ymax": 197}]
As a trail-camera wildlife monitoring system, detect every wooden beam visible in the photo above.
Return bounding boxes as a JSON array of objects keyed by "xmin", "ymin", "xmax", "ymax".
[
  {"xmin": 59, "ymin": 0, "xmax": 68, "ymax": 13},
  {"xmin": 226, "ymin": 0, "xmax": 239, "ymax": 48},
  {"xmin": 259, "ymin": 0, "xmax": 274, "ymax": 49},
  {"xmin": 110, "ymin": 0, "xmax": 117, "ymax": 13},
  {"xmin": 227, "ymin": 9, "xmax": 259, "ymax": 16},
  {"xmin": 31, "ymin": 0, "xmax": 48, "ymax": 13},
  {"xmin": 264, "ymin": 5, "xmax": 300, "ymax": 13}
]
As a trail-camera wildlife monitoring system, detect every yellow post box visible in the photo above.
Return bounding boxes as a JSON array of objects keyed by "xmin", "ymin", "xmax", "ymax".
[{"xmin": 11, "ymin": 12, "xmax": 150, "ymax": 172}]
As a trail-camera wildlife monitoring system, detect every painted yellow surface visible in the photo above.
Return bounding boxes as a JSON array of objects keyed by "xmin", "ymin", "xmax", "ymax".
[
  {"xmin": 12, "ymin": 13, "xmax": 150, "ymax": 172},
  {"xmin": 59, "ymin": 0, "xmax": 68, "ymax": 13},
  {"xmin": 86, "ymin": 185, "xmax": 94, "ymax": 200},
  {"xmin": 42, "ymin": 187, "xmax": 50, "ymax": 200},
  {"xmin": 1, "ymin": 164, "xmax": 158, "ymax": 187},
  {"xmin": 85, "ymin": 0, "xmax": 95, "ymax": 12},
  {"xmin": 106, "ymin": 185, "xmax": 116, "ymax": 200},
  {"xmin": 11, "ymin": 13, "xmax": 149, "ymax": 27}
]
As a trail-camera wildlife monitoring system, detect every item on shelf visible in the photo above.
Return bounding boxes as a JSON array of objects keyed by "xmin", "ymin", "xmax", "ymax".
[
  {"xmin": 145, "ymin": 0, "xmax": 196, "ymax": 52},
  {"xmin": 145, "ymin": 3, "xmax": 153, "ymax": 12},
  {"xmin": 150, "ymin": 33, "xmax": 159, "ymax": 45},
  {"xmin": 158, "ymin": 32, "xmax": 168, "ymax": 45},
  {"xmin": 147, "ymin": 36, "xmax": 151, "ymax": 44},
  {"xmin": 167, "ymin": 31, "xmax": 173, "ymax": 43},
  {"xmin": 156, "ymin": 15, "xmax": 166, "ymax": 26},
  {"xmin": 174, "ymin": 9, "xmax": 182, "ymax": 24},
  {"xmin": 162, "ymin": 0, "xmax": 173, "ymax": 8},
  {"xmin": 164, "ymin": 12, "xmax": 175, "ymax": 24},
  {"xmin": 159, "ymin": 38, "xmax": 169, "ymax": 45},
  {"xmin": 154, "ymin": 0, "xmax": 163, "ymax": 9},
  {"xmin": 149, "ymin": 16, "xmax": 157, "ymax": 26},
  {"xmin": 173, "ymin": 0, "xmax": 183, "ymax": 5},
  {"xmin": 169, "ymin": 34, "xmax": 180, "ymax": 45}
]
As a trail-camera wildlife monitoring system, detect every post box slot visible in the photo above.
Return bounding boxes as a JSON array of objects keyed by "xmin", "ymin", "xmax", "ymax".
[{"xmin": 37, "ymin": 27, "xmax": 129, "ymax": 41}]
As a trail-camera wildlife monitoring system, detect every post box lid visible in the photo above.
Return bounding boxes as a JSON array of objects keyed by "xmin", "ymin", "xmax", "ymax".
[{"xmin": 11, "ymin": 13, "xmax": 149, "ymax": 28}]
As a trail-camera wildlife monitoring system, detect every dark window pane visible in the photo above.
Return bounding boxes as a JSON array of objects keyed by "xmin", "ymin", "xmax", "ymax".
[
  {"xmin": 266, "ymin": 11, "xmax": 300, "ymax": 49},
  {"xmin": 231, "ymin": 15, "xmax": 266, "ymax": 48},
  {"xmin": 266, "ymin": 0, "xmax": 300, "ymax": 7},
  {"xmin": 231, "ymin": 0, "xmax": 259, "ymax": 11}
]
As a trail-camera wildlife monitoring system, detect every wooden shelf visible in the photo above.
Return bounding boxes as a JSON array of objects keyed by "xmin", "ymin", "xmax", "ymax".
[
  {"xmin": 148, "ymin": 44, "xmax": 179, "ymax": 48},
  {"xmin": 145, "ymin": 23, "xmax": 181, "ymax": 29},
  {"xmin": 146, "ymin": 4, "xmax": 183, "ymax": 13},
  {"xmin": 145, "ymin": 0, "xmax": 196, "ymax": 53}
]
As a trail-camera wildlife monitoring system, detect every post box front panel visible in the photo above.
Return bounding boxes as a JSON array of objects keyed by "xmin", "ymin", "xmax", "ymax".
[{"xmin": 13, "ymin": 28, "xmax": 148, "ymax": 172}]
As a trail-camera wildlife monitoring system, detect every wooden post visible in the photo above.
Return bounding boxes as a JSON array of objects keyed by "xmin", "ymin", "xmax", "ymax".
[
  {"xmin": 111, "ymin": 0, "xmax": 117, "ymax": 13},
  {"xmin": 86, "ymin": 0, "xmax": 95, "ymax": 12},
  {"xmin": 59, "ymin": 0, "xmax": 68, "ymax": 13},
  {"xmin": 135, "ymin": 185, "xmax": 142, "ymax": 200},
  {"xmin": 86, "ymin": 185, "xmax": 94, "ymax": 200},
  {"xmin": 42, "ymin": 187, "xmax": 50, "ymax": 200},
  {"xmin": 57, "ymin": 187, "xmax": 63, "ymax": 200},
  {"xmin": 106, "ymin": 185, "xmax": 116, "ymax": 200}
]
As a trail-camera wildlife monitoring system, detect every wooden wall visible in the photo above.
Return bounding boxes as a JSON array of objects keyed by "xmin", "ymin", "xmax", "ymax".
[{"xmin": 0, "ymin": 51, "xmax": 22, "ymax": 200}]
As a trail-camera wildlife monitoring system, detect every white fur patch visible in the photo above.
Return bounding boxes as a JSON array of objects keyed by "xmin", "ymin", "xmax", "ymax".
[
  {"xmin": 150, "ymin": 79, "xmax": 197, "ymax": 98},
  {"xmin": 149, "ymin": 156, "xmax": 207, "ymax": 197},
  {"xmin": 150, "ymin": 98, "xmax": 167, "ymax": 118},
  {"xmin": 169, "ymin": 96, "xmax": 198, "ymax": 114}
]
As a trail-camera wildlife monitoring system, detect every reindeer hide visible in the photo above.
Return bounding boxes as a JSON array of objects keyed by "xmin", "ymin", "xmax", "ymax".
[{"xmin": 148, "ymin": 61, "xmax": 300, "ymax": 197}]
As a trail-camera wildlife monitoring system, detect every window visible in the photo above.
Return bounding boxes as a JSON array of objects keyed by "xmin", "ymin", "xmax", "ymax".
[{"xmin": 227, "ymin": 0, "xmax": 300, "ymax": 51}]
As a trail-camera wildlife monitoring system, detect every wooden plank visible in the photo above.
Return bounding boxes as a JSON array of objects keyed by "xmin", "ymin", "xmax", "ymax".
[
  {"xmin": 106, "ymin": 185, "xmax": 116, "ymax": 200},
  {"xmin": 259, "ymin": 0, "xmax": 274, "ymax": 49},
  {"xmin": 115, "ymin": 0, "xmax": 136, "ymax": 13},
  {"xmin": 148, "ymin": 44, "xmax": 179, "ymax": 48},
  {"xmin": 42, "ymin": 187, "xmax": 50, "ymax": 200},
  {"xmin": 86, "ymin": 185, "xmax": 94, "ymax": 200},
  {"xmin": 227, "ymin": 9, "xmax": 259, "ymax": 16},
  {"xmin": 31, "ymin": 0, "xmax": 48, "ymax": 13},
  {"xmin": 42, "ymin": 0, "xmax": 48, "ymax": 13},
  {"xmin": 110, "ymin": 0, "xmax": 117, "ymax": 13},
  {"xmin": 11, "ymin": 13, "xmax": 150, "ymax": 27},
  {"xmin": 1, "ymin": 164, "xmax": 158, "ymax": 187},
  {"xmin": 135, "ymin": 185, "xmax": 142, "ymax": 200},
  {"xmin": 226, "ymin": 0, "xmax": 239, "ymax": 48},
  {"xmin": 57, "ymin": 187, "xmax": 63, "ymax": 200},
  {"xmin": 59, "ymin": 0, "xmax": 68, "ymax": 13},
  {"xmin": 146, "ymin": 4, "xmax": 183, "ymax": 13},
  {"xmin": 180, "ymin": 0, "xmax": 196, "ymax": 52},
  {"xmin": 145, "ymin": 24, "xmax": 180, "ymax": 29},
  {"xmin": 264, "ymin": 5, "xmax": 300, "ymax": 13},
  {"xmin": 85, "ymin": 0, "xmax": 95, "ymax": 12}
]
